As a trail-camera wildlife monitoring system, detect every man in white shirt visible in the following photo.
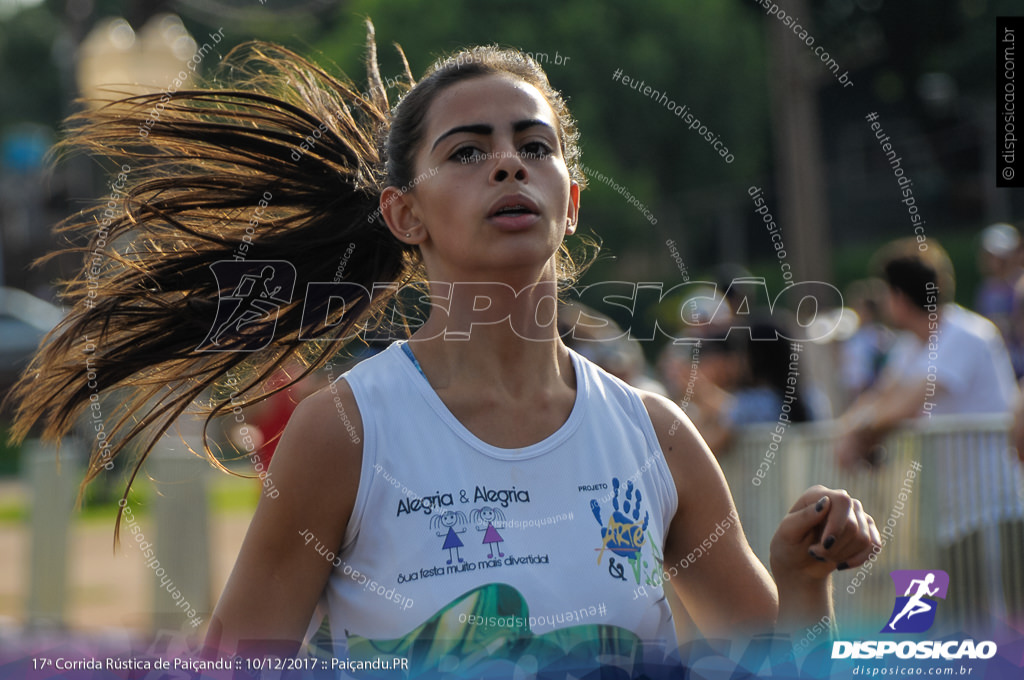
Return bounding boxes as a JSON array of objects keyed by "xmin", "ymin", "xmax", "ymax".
[{"xmin": 837, "ymin": 239, "xmax": 1023, "ymax": 631}]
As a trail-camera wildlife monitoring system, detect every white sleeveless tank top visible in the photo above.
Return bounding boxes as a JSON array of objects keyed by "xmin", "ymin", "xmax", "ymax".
[{"xmin": 322, "ymin": 341, "xmax": 679, "ymax": 672}]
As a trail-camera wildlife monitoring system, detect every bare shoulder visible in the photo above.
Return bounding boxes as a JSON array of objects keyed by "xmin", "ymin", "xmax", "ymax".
[
  {"xmin": 286, "ymin": 377, "xmax": 364, "ymax": 450},
  {"xmin": 636, "ymin": 390, "xmax": 711, "ymax": 466},
  {"xmin": 635, "ymin": 392, "xmax": 775, "ymax": 637},
  {"xmin": 206, "ymin": 379, "xmax": 365, "ymax": 650},
  {"xmin": 266, "ymin": 378, "xmax": 364, "ymax": 512},
  {"xmin": 635, "ymin": 389, "xmax": 735, "ymax": 514}
]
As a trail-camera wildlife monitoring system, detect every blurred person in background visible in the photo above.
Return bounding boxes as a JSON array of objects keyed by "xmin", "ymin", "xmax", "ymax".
[
  {"xmin": 729, "ymin": 316, "xmax": 810, "ymax": 425},
  {"xmin": 657, "ymin": 340, "xmax": 693, "ymax": 405},
  {"xmin": 975, "ymin": 223, "xmax": 1021, "ymax": 350},
  {"xmin": 839, "ymin": 278, "xmax": 895, "ymax": 403},
  {"xmin": 659, "ymin": 287, "xmax": 742, "ymax": 454},
  {"xmin": 1009, "ymin": 251, "xmax": 1024, "ymax": 380},
  {"xmin": 1014, "ymin": 385, "xmax": 1024, "ymax": 467},
  {"xmin": 683, "ymin": 313, "xmax": 815, "ymax": 457},
  {"xmin": 837, "ymin": 238, "xmax": 1023, "ymax": 630},
  {"xmin": 715, "ymin": 262, "xmax": 756, "ymax": 315},
  {"xmin": 674, "ymin": 333, "xmax": 744, "ymax": 455},
  {"xmin": 559, "ymin": 301, "xmax": 667, "ymax": 394},
  {"xmin": 1011, "ymin": 279, "xmax": 1024, "ymax": 379}
]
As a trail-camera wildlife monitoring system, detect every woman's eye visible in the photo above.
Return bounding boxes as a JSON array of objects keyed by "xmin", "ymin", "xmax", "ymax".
[
  {"xmin": 521, "ymin": 141, "xmax": 553, "ymax": 160},
  {"xmin": 451, "ymin": 146, "xmax": 486, "ymax": 163}
]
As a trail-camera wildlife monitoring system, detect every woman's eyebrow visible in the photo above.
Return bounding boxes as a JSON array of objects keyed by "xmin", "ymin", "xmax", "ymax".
[
  {"xmin": 430, "ymin": 119, "xmax": 554, "ymax": 151},
  {"xmin": 431, "ymin": 124, "xmax": 491, "ymax": 151},
  {"xmin": 513, "ymin": 118, "xmax": 553, "ymax": 134}
]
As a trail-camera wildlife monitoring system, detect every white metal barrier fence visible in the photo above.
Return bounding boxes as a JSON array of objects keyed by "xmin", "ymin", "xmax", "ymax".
[
  {"xmin": 23, "ymin": 431, "xmax": 212, "ymax": 632},
  {"xmin": 23, "ymin": 415, "xmax": 1024, "ymax": 636},
  {"xmin": 721, "ymin": 414, "xmax": 1024, "ymax": 635}
]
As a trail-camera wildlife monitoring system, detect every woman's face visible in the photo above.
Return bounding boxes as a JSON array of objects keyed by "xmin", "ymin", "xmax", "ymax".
[{"xmin": 387, "ymin": 74, "xmax": 579, "ymax": 282}]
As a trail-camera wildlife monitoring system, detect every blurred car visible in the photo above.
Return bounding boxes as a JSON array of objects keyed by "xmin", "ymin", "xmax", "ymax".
[{"xmin": 0, "ymin": 287, "xmax": 63, "ymax": 403}]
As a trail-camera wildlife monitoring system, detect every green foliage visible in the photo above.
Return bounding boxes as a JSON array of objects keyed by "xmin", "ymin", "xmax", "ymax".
[
  {"xmin": 308, "ymin": 0, "xmax": 770, "ymax": 277},
  {"xmin": 0, "ymin": 4, "xmax": 63, "ymax": 130},
  {"xmin": 0, "ymin": 0, "xmax": 1006, "ymax": 353},
  {"xmin": 0, "ymin": 420, "xmax": 21, "ymax": 476}
]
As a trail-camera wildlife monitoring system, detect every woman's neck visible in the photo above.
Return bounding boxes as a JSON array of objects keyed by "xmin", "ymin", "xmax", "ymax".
[{"xmin": 409, "ymin": 278, "xmax": 573, "ymax": 395}]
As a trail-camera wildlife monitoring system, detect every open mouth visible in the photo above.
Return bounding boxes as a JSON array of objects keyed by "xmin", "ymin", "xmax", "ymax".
[
  {"xmin": 488, "ymin": 194, "xmax": 540, "ymax": 220},
  {"xmin": 491, "ymin": 204, "xmax": 537, "ymax": 217}
]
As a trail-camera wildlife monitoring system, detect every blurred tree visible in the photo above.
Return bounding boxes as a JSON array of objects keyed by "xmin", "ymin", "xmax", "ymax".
[
  {"xmin": 310, "ymin": 0, "xmax": 771, "ymax": 289},
  {"xmin": 0, "ymin": 0, "xmax": 1013, "ymax": 330},
  {"xmin": 0, "ymin": 3, "xmax": 63, "ymax": 130}
]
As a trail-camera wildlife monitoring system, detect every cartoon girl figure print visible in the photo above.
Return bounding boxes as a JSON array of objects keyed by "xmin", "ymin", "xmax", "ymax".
[
  {"xmin": 470, "ymin": 506, "xmax": 506, "ymax": 558},
  {"xmin": 431, "ymin": 510, "xmax": 468, "ymax": 564}
]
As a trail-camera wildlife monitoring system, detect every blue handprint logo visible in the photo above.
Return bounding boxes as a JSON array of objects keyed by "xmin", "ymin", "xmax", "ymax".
[{"xmin": 590, "ymin": 478, "xmax": 649, "ymax": 566}]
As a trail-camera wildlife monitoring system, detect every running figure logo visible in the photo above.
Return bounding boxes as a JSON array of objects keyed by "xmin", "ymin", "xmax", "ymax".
[
  {"xmin": 882, "ymin": 569, "xmax": 949, "ymax": 633},
  {"xmin": 198, "ymin": 261, "xmax": 296, "ymax": 352}
]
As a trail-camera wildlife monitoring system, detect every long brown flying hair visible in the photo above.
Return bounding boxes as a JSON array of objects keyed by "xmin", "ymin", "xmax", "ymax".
[{"xmin": 5, "ymin": 21, "xmax": 589, "ymax": 537}]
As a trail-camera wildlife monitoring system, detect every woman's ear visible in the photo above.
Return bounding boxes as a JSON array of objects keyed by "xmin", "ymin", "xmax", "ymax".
[
  {"xmin": 565, "ymin": 181, "xmax": 580, "ymax": 235},
  {"xmin": 380, "ymin": 186, "xmax": 425, "ymax": 244}
]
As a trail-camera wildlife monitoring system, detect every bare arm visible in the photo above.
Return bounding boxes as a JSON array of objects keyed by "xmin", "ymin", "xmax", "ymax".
[
  {"xmin": 837, "ymin": 376, "xmax": 929, "ymax": 468},
  {"xmin": 642, "ymin": 392, "xmax": 777, "ymax": 638},
  {"xmin": 203, "ymin": 381, "xmax": 363, "ymax": 658},
  {"xmin": 686, "ymin": 372, "xmax": 736, "ymax": 457},
  {"xmin": 845, "ymin": 376, "xmax": 930, "ymax": 434},
  {"xmin": 642, "ymin": 392, "xmax": 880, "ymax": 638}
]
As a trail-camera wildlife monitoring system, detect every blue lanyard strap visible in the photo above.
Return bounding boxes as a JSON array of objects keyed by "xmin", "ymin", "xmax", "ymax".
[{"xmin": 400, "ymin": 342, "xmax": 426, "ymax": 378}]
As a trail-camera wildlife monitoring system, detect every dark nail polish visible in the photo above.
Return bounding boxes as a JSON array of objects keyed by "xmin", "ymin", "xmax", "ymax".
[
  {"xmin": 809, "ymin": 549, "xmax": 826, "ymax": 562},
  {"xmin": 815, "ymin": 497, "xmax": 828, "ymax": 512},
  {"xmin": 837, "ymin": 562, "xmax": 850, "ymax": 571},
  {"xmin": 824, "ymin": 536, "xmax": 836, "ymax": 550}
]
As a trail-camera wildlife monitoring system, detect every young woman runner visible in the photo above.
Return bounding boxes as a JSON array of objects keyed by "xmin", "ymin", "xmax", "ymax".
[{"xmin": 8, "ymin": 24, "xmax": 879, "ymax": 676}]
